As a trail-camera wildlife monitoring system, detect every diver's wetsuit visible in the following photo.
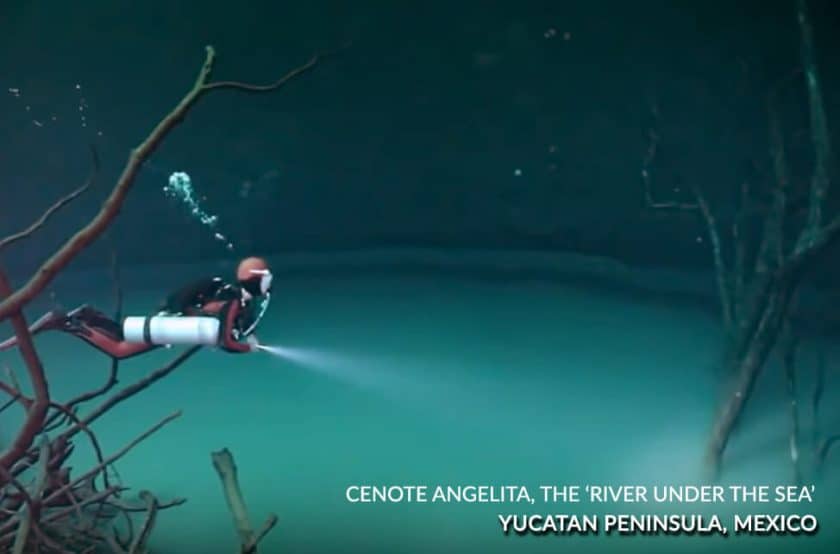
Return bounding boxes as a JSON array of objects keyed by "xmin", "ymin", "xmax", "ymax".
[{"xmin": 0, "ymin": 277, "xmax": 261, "ymax": 360}]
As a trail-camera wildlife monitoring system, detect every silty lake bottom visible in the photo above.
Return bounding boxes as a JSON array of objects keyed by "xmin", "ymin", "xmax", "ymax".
[{"xmin": 2, "ymin": 253, "xmax": 838, "ymax": 554}]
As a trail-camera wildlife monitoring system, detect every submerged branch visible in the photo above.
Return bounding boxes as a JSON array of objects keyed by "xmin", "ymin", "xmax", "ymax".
[
  {"xmin": 212, "ymin": 448, "xmax": 278, "ymax": 553},
  {"xmin": 796, "ymin": 0, "xmax": 833, "ymax": 235},
  {"xmin": 779, "ymin": 317, "xmax": 802, "ymax": 483},
  {"xmin": 0, "ymin": 271, "xmax": 51, "ymax": 472},
  {"xmin": 693, "ymin": 187, "xmax": 734, "ymax": 333},
  {"xmin": 0, "ymin": 146, "xmax": 99, "ymax": 254}
]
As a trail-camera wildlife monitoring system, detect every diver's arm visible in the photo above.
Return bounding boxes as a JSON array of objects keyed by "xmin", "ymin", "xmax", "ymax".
[{"xmin": 218, "ymin": 300, "xmax": 253, "ymax": 353}]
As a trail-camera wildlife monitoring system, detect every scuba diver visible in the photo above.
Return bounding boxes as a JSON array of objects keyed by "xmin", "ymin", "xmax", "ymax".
[{"xmin": 0, "ymin": 256, "xmax": 273, "ymax": 360}]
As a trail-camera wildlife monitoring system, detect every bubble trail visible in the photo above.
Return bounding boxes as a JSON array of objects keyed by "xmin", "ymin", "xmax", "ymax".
[{"xmin": 164, "ymin": 171, "xmax": 234, "ymax": 250}]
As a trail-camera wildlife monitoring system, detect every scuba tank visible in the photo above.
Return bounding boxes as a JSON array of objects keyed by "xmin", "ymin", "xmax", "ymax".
[{"xmin": 123, "ymin": 315, "xmax": 221, "ymax": 345}]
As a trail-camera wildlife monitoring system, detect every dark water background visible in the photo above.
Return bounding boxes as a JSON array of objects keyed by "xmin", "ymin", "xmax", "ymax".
[{"xmin": 2, "ymin": 0, "xmax": 839, "ymax": 278}]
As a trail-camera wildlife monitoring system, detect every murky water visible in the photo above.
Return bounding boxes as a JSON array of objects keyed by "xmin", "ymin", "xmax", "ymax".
[{"xmin": 2, "ymin": 268, "xmax": 838, "ymax": 553}]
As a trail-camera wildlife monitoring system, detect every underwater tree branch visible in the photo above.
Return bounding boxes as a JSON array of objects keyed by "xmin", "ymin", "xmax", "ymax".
[
  {"xmin": 0, "ymin": 270, "xmax": 51, "ymax": 472},
  {"xmin": 705, "ymin": 275, "xmax": 794, "ymax": 470},
  {"xmin": 0, "ymin": 264, "xmax": 191, "ymax": 551},
  {"xmin": 0, "ymin": 45, "xmax": 319, "ymax": 322},
  {"xmin": 796, "ymin": 0, "xmax": 832, "ymax": 235},
  {"xmin": 249, "ymin": 515, "xmax": 280, "ymax": 553},
  {"xmin": 47, "ymin": 401, "xmax": 110, "ymax": 489},
  {"xmin": 0, "ymin": 146, "xmax": 99, "ymax": 255},
  {"xmin": 0, "ymin": 379, "xmax": 31, "ymax": 412},
  {"xmin": 779, "ymin": 316, "xmax": 802, "ymax": 483},
  {"xmin": 755, "ymin": 94, "xmax": 789, "ymax": 272},
  {"xmin": 0, "ymin": 365, "xmax": 31, "ymax": 416},
  {"xmin": 824, "ymin": 215, "xmax": 840, "ymax": 238},
  {"xmin": 62, "ymin": 346, "xmax": 201, "ymax": 441},
  {"xmin": 640, "ymin": 97, "xmax": 740, "ymax": 333},
  {"xmin": 10, "ymin": 437, "xmax": 49, "ymax": 554},
  {"xmin": 127, "ymin": 491, "xmax": 159, "ymax": 554},
  {"xmin": 787, "ymin": 0, "xmax": 834, "ymax": 263},
  {"xmin": 0, "ymin": 392, "xmax": 24, "ymax": 415},
  {"xmin": 0, "ymin": 274, "xmax": 188, "ymax": 549},
  {"xmin": 731, "ymin": 180, "xmax": 752, "ymax": 320},
  {"xmin": 45, "ymin": 247, "xmax": 124, "ymax": 430},
  {"xmin": 212, "ymin": 448, "xmax": 278, "ymax": 554},
  {"xmin": 692, "ymin": 187, "xmax": 734, "ymax": 333},
  {"xmin": 105, "ymin": 495, "xmax": 186, "ymax": 513},
  {"xmin": 808, "ymin": 347, "xmax": 840, "ymax": 473},
  {"xmin": 641, "ymin": 103, "xmax": 736, "ymax": 333},
  {"xmin": 30, "ymin": 411, "xmax": 181, "ymax": 527},
  {"xmin": 0, "ymin": 466, "xmax": 37, "ymax": 535},
  {"xmin": 817, "ymin": 435, "xmax": 840, "ymax": 465},
  {"xmin": 811, "ymin": 349, "xmax": 826, "ymax": 449},
  {"xmin": 202, "ymin": 53, "xmax": 319, "ymax": 92},
  {"xmin": 703, "ymin": 0, "xmax": 836, "ymax": 474}
]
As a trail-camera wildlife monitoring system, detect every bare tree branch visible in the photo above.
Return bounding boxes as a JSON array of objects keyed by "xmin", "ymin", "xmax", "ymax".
[
  {"xmin": 811, "ymin": 349, "xmax": 826, "ymax": 450},
  {"xmin": 0, "ymin": 146, "xmax": 99, "ymax": 254},
  {"xmin": 212, "ymin": 448, "xmax": 277, "ymax": 554},
  {"xmin": 65, "ymin": 346, "xmax": 201, "ymax": 440},
  {"xmin": 640, "ymin": 100, "xmax": 736, "ymax": 332},
  {"xmin": 36, "ymin": 411, "xmax": 181, "ymax": 526},
  {"xmin": 0, "ymin": 270, "xmax": 50, "ymax": 471},
  {"xmin": 779, "ymin": 316, "xmax": 802, "ymax": 483},
  {"xmin": 11, "ymin": 437, "xmax": 49, "ymax": 554},
  {"xmin": 732, "ymin": 180, "xmax": 751, "ymax": 319},
  {"xmin": 45, "ymin": 245, "xmax": 124, "ymax": 429},
  {"xmin": 692, "ymin": 187, "xmax": 734, "ymax": 332},
  {"xmin": 817, "ymin": 435, "xmax": 840, "ymax": 467},
  {"xmin": 821, "ymin": 214, "xmax": 840, "ymax": 244},
  {"xmin": 127, "ymin": 491, "xmax": 159, "ymax": 554},
  {"xmin": 756, "ymin": 93, "xmax": 788, "ymax": 270},
  {"xmin": 796, "ymin": 0, "xmax": 833, "ymax": 234},
  {"xmin": 203, "ymin": 54, "xmax": 319, "ymax": 92},
  {"xmin": 704, "ymin": 0, "xmax": 837, "ymax": 474}
]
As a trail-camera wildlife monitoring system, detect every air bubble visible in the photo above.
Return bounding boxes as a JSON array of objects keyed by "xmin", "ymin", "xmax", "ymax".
[{"xmin": 165, "ymin": 172, "xmax": 235, "ymax": 251}]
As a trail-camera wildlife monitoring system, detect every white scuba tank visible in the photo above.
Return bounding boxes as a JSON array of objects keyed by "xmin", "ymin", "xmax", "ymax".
[{"xmin": 123, "ymin": 315, "xmax": 221, "ymax": 346}]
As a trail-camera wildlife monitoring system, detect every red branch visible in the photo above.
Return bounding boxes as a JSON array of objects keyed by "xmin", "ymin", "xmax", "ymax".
[{"xmin": 0, "ymin": 270, "xmax": 50, "ymax": 471}]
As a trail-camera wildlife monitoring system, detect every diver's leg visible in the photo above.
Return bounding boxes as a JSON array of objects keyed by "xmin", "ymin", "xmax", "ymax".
[
  {"xmin": 0, "ymin": 305, "xmax": 158, "ymax": 360},
  {"xmin": 62, "ymin": 305, "xmax": 160, "ymax": 360},
  {"xmin": 73, "ymin": 331, "xmax": 159, "ymax": 360},
  {"xmin": 0, "ymin": 304, "xmax": 159, "ymax": 360},
  {"xmin": 16, "ymin": 305, "xmax": 155, "ymax": 359},
  {"xmin": 66, "ymin": 305, "xmax": 123, "ymax": 336},
  {"xmin": 0, "ymin": 309, "xmax": 72, "ymax": 352}
]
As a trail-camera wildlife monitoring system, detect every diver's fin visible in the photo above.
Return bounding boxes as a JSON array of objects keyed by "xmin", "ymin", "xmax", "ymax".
[{"xmin": 0, "ymin": 309, "xmax": 69, "ymax": 352}]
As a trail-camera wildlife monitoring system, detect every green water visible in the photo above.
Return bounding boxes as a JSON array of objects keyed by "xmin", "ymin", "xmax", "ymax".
[{"xmin": 2, "ymin": 270, "xmax": 839, "ymax": 553}]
